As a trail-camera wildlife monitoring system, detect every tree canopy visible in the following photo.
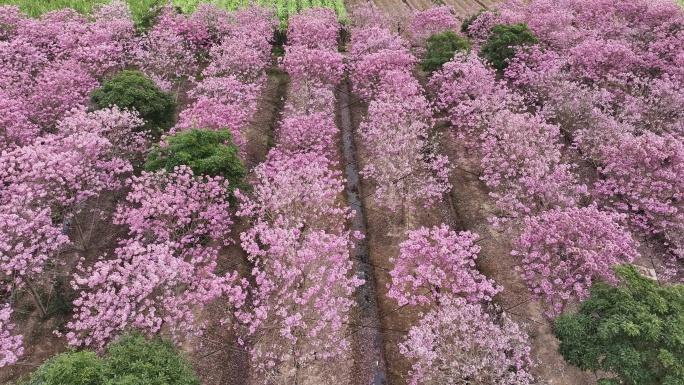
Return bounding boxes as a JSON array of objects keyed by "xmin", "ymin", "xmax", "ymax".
[{"xmin": 554, "ymin": 264, "xmax": 684, "ymax": 385}]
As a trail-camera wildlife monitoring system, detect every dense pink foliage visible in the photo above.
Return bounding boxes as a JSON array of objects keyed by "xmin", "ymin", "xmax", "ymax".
[
  {"xmin": 399, "ymin": 295, "xmax": 534, "ymax": 385},
  {"xmin": 67, "ymin": 239, "xmax": 246, "ymax": 350},
  {"xmin": 512, "ymin": 206, "xmax": 639, "ymax": 316},
  {"xmin": 492, "ymin": 0, "xmax": 684, "ymax": 277},
  {"xmin": 114, "ymin": 166, "xmax": 234, "ymax": 247},
  {"xmin": 175, "ymin": 6, "xmax": 276, "ymax": 158},
  {"xmin": 238, "ymin": 225, "xmax": 362, "ymax": 371},
  {"xmin": 350, "ymin": 6, "xmax": 451, "ymax": 214},
  {"xmin": 0, "ymin": 305, "xmax": 22, "ymax": 368},
  {"xmin": 388, "ymin": 224, "xmax": 499, "ymax": 307},
  {"xmin": 235, "ymin": 10, "xmax": 360, "ymax": 379},
  {"xmin": 0, "ymin": 200, "xmax": 69, "ymax": 289},
  {"xmin": 134, "ymin": 6, "xmax": 200, "ymax": 91},
  {"xmin": 0, "ymin": 90, "xmax": 39, "ymax": 147},
  {"xmin": 68, "ymin": 166, "xmax": 244, "ymax": 349},
  {"xmin": 408, "ymin": 6, "xmax": 459, "ymax": 47}
]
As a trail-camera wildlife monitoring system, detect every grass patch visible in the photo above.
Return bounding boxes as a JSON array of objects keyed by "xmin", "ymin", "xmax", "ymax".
[
  {"xmin": 0, "ymin": 0, "xmax": 164, "ymax": 24},
  {"xmin": 0, "ymin": 0, "xmax": 347, "ymax": 24}
]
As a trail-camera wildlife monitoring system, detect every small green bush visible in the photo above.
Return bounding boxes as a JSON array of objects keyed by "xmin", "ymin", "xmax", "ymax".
[
  {"xmin": 145, "ymin": 128, "xmax": 246, "ymax": 191},
  {"xmin": 25, "ymin": 350, "xmax": 104, "ymax": 385},
  {"xmin": 103, "ymin": 333, "xmax": 200, "ymax": 385},
  {"xmin": 90, "ymin": 70, "xmax": 176, "ymax": 139},
  {"xmin": 22, "ymin": 333, "xmax": 200, "ymax": 385},
  {"xmin": 479, "ymin": 23, "xmax": 538, "ymax": 73},
  {"xmin": 420, "ymin": 30, "xmax": 471, "ymax": 73}
]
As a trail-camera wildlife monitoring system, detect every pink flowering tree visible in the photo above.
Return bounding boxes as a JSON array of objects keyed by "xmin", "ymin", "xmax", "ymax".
[
  {"xmin": 26, "ymin": 61, "xmax": 98, "ymax": 130},
  {"xmin": 388, "ymin": 224, "xmax": 499, "ymax": 307},
  {"xmin": 134, "ymin": 5, "xmax": 199, "ymax": 92},
  {"xmin": 429, "ymin": 52, "xmax": 522, "ymax": 143},
  {"xmin": 0, "ymin": 131, "xmax": 131, "ymax": 216},
  {"xmin": 67, "ymin": 239, "xmax": 246, "ymax": 350},
  {"xmin": 114, "ymin": 166, "xmax": 234, "ymax": 247},
  {"xmin": 512, "ymin": 205, "xmax": 640, "ymax": 317},
  {"xmin": 0, "ymin": 89, "xmax": 39, "ymax": 148},
  {"xmin": 399, "ymin": 295, "xmax": 534, "ymax": 385},
  {"xmin": 0, "ymin": 304, "xmax": 23, "ymax": 368},
  {"xmin": 0, "ymin": 199, "xmax": 69, "ymax": 317},
  {"xmin": 237, "ymin": 151, "xmax": 348, "ymax": 231},
  {"xmin": 479, "ymin": 110, "xmax": 586, "ymax": 227},
  {"xmin": 238, "ymin": 225, "xmax": 363, "ymax": 381},
  {"xmin": 408, "ymin": 5, "xmax": 460, "ymax": 47},
  {"xmin": 68, "ymin": 166, "xmax": 243, "ymax": 349}
]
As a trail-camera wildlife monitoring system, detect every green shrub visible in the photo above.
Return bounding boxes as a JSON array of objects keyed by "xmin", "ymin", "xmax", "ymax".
[
  {"xmin": 103, "ymin": 333, "xmax": 200, "ymax": 385},
  {"xmin": 22, "ymin": 333, "xmax": 200, "ymax": 385},
  {"xmin": 479, "ymin": 23, "xmax": 538, "ymax": 73},
  {"xmin": 90, "ymin": 70, "xmax": 176, "ymax": 139},
  {"xmin": 554, "ymin": 264, "xmax": 684, "ymax": 385},
  {"xmin": 25, "ymin": 350, "xmax": 104, "ymax": 385},
  {"xmin": 420, "ymin": 30, "xmax": 470, "ymax": 73},
  {"xmin": 144, "ymin": 128, "xmax": 246, "ymax": 191}
]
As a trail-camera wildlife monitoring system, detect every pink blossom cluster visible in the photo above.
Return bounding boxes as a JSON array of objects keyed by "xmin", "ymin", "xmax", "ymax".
[
  {"xmin": 0, "ymin": 107, "xmax": 143, "ymax": 357},
  {"xmin": 0, "ymin": 305, "xmax": 23, "ymax": 368},
  {"xmin": 430, "ymin": 53, "xmax": 585, "ymax": 226},
  {"xmin": 408, "ymin": 6, "xmax": 460, "ymax": 47},
  {"xmin": 134, "ymin": 5, "xmax": 203, "ymax": 91},
  {"xmin": 512, "ymin": 206, "xmax": 639, "ymax": 316},
  {"xmin": 175, "ymin": 5, "xmax": 277, "ymax": 156},
  {"xmin": 67, "ymin": 239, "xmax": 246, "ymax": 350},
  {"xmin": 349, "ymin": 4, "xmax": 451, "ymax": 213},
  {"xmin": 388, "ymin": 224, "xmax": 500, "ymax": 307},
  {"xmin": 67, "ymin": 166, "xmax": 245, "ymax": 349},
  {"xmin": 0, "ymin": 2, "xmax": 137, "ymax": 132},
  {"xmin": 492, "ymin": 0, "xmax": 684, "ymax": 278},
  {"xmin": 236, "ymin": 10, "xmax": 361, "ymax": 378},
  {"xmin": 399, "ymin": 295, "xmax": 534, "ymax": 385}
]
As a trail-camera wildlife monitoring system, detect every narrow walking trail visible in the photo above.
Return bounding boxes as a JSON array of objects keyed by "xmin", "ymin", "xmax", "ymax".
[{"xmin": 338, "ymin": 80, "xmax": 387, "ymax": 385}]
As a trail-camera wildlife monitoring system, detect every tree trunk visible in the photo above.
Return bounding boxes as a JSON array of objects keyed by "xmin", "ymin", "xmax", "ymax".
[{"xmin": 25, "ymin": 278, "xmax": 47, "ymax": 318}]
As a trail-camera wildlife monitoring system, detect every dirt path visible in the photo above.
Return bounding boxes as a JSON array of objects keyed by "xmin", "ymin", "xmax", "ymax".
[{"xmin": 337, "ymin": 81, "xmax": 388, "ymax": 385}]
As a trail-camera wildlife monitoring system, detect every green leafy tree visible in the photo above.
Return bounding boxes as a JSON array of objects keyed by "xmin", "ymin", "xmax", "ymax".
[
  {"xmin": 554, "ymin": 264, "xmax": 684, "ymax": 385},
  {"xmin": 144, "ymin": 128, "xmax": 246, "ymax": 191},
  {"xmin": 21, "ymin": 333, "xmax": 200, "ymax": 385},
  {"xmin": 420, "ymin": 31, "xmax": 471, "ymax": 73},
  {"xmin": 90, "ymin": 70, "xmax": 176, "ymax": 138},
  {"xmin": 479, "ymin": 23, "xmax": 538, "ymax": 73}
]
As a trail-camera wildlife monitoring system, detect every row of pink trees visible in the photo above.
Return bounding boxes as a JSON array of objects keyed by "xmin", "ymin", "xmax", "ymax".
[
  {"xmin": 236, "ymin": 8, "xmax": 362, "ymax": 383},
  {"xmin": 0, "ymin": 104, "xmax": 146, "ymax": 366},
  {"xmin": 348, "ymin": 5, "xmax": 451, "ymax": 221},
  {"xmin": 427, "ymin": 37, "xmax": 640, "ymax": 316},
  {"xmin": 62, "ymin": 5, "xmax": 278, "ymax": 351},
  {"xmin": 493, "ymin": 0, "xmax": 684, "ymax": 281},
  {"xmin": 346, "ymin": 5, "xmax": 537, "ymax": 384},
  {"xmin": 173, "ymin": 4, "xmax": 278, "ymax": 155},
  {"xmin": 0, "ymin": 1, "xmax": 137, "ymax": 141}
]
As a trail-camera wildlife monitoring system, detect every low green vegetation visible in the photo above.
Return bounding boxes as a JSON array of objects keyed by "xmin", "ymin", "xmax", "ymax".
[
  {"xmin": 0, "ymin": 0, "xmax": 347, "ymax": 24},
  {"xmin": 90, "ymin": 70, "xmax": 177, "ymax": 139},
  {"xmin": 145, "ymin": 128, "xmax": 246, "ymax": 192},
  {"xmin": 421, "ymin": 30, "xmax": 471, "ymax": 73},
  {"xmin": 554, "ymin": 264, "xmax": 684, "ymax": 385},
  {"xmin": 21, "ymin": 333, "xmax": 200, "ymax": 385},
  {"xmin": 0, "ymin": 0, "xmax": 164, "ymax": 25},
  {"xmin": 479, "ymin": 23, "xmax": 538, "ymax": 73}
]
